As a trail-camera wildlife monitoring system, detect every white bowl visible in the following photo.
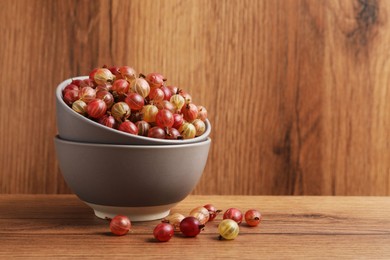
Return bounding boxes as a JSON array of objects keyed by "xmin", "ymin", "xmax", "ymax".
[{"xmin": 56, "ymin": 76, "xmax": 211, "ymax": 145}]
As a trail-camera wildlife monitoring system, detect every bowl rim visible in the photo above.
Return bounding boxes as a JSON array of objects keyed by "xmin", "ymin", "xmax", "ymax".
[
  {"xmin": 56, "ymin": 76, "xmax": 211, "ymax": 144},
  {"xmin": 54, "ymin": 135, "xmax": 211, "ymax": 149}
]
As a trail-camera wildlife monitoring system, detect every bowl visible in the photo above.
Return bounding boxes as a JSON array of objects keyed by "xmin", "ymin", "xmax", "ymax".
[
  {"xmin": 54, "ymin": 136, "xmax": 211, "ymax": 221},
  {"xmin": 56, "ymin": 77, "xmax": 211, "ymax": 145}
]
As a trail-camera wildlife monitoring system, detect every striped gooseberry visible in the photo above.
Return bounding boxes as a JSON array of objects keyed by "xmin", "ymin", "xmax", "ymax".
[
  {"xmin": 148, "ymin": 126, "xmax": 166, "ymax": 139},
  {"xmin": 94, "ymin": 68, "xmax": 114, "ymax": 85},
  {"xmin": 135, "ymin": 120, "xmax": 150, "ymax": 136},
  {"xmin": 98, "ymin": 114, "xmax": 116, "ymax": 128},
  {"xmin": 87, "ymin": 99, "xmax": 107, "ymax": 119},
  {"xmin": 141, "ymin": 104, "xmax": 158, "ymax": 123},
  {"xmin": 125, "ymin": 93, "xmax": 144, "ymax": 111},
  {"xmin": 96, "ymin": 90, "xmax": 114, "ymax": 108},
  {"xmin": 112, "ymin": 79, "xmax": 130, "ymax": 95},
  {"xmin": 111, "ymin": 102, "xmax": 131, "ymax": 122},
  {"xmin": 118, "ymin": 120, "xmax": 138, "ymax": 135},
  {"xmin": 145, "ymin": 72, "xmax": 165, "ymax": 89},
  {"xmin": 218, "ymin": 219, "xmax": 239, "ymax": 240},
  {"xmin": 245, "ymin": 209, "xmax": 262, "ymax": 227},
  {"xmin": 223, "ymin": 208, "xmax": 243, "ymax": 224},
  {"xmin": 78, "ymin": 86, "xmax": 96, "ymax": 103},
  {"xmin": 63, "ymin": 89, "xmax": 79, "ymax": 105},
  {"xmin": 119, "ymin": 66, "xmax": 137, "ymax": 82},
  {"xmin": 71, "ymin": 100, "xmax": 87, "ymax": 116},
  {"xmin": 131, "ymin": 78, "xmax": 150, "ymax": 98},
  {"xmin": 192, "ymin": 119, "xmax": 206, "ymax": 136},
  {"xmin": 170, "ymin": 94, "xmax": 185, "ymax": 111},
  {"xmin": 179, "ymin": 122, "xmax": 196, "ymax": 139},
  {"xmin": 181, "ymin": 103, "xmax": 198, "ymax": 122},
  {"xmin": 110, "ymin": 215, "xmax": 131, "ymax": 236},
  {"xmin": 156, "ymin": 109, "xmax": 174, "ymax": 128}
]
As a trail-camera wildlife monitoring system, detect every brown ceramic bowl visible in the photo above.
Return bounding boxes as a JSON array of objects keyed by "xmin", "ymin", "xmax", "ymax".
[
  {"xmin": 54, "ymin": 136, "xmax": 211, "ymax": 221},
  {"xmin": 56, "ymin": 77, "xmax": 211, "ymax": 145}
]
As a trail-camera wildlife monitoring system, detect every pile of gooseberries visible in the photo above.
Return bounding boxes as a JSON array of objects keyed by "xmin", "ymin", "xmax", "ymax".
[
  {"xmin": 62, "ymin": 65, "xmax": 208, "ymax": 140},
  {"xmin": 108, "ymin": 204, "xmax": 262, "ymax": 242}
]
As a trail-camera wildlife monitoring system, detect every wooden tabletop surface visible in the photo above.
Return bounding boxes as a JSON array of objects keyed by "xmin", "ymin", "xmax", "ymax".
[{"xmin": 1, "ymin": 195, "xmax": 389, "ymax": 259}]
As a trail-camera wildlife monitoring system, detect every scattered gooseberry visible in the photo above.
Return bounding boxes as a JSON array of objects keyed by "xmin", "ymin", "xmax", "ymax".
[
  {"xmin": 109, "ymin": 215, "xmax": 131, "ymax": 236},
  {"xmin": 204, "ymin": 204, "xmax": 222, "ymax": 222},
  {"xmin": 218, "ymin": 219, "xmax": 239, "ymax": 240},
  {"xmin": 153, "ymin": 223, "xmax": 174, "ymax": 242},
  {"xmin": 245, "ymin": 209, "xmax": 262, "ymax": 227},
  {"xmin": 179, "ymin": 216, "xmax": 204, "ymax": 237},
  {"xmin": 189, "ymin": 206, "xmax": 210, "ymax": 225},
  {"xmin": 223, "ymin": 208, "xmax": 243, "ymax": 224},
  {"xmin": 162, "ymin": 213, "xmax": 185, "ymax": 232}
]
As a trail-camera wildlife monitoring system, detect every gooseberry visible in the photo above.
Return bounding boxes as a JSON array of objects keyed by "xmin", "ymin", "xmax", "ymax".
[
  {"xmin": 223, "ymin": 208, "xmax": 243, "ymax": 224},
  {"xmin": 80, "ymin": 78, "xmax": 95, "ymax": 89},
  {"xmin": 181, "ymin": 103, "xmax": 198, "ymax": 122},
  {"xmin": 141, "ymin": 104, "xmax": 158, "ymax": 123},
  {"xmin": 148, "ymin": 126, "xmax": 166, "ymax": 139},
  {"xmin": 119, "ymin": 66, "xmax": 137, "ymax": 82},
  {"xmin": 78, "ymin": 86, "xmax": 96, "ymax": 103},
  {"xmin": 96, "ymin": 90, "xmax": 114, "ymax": 108},
  {"xmin": 98, "ymin": 114, "xmax": 116, "ymax": 128},
  {"xmin": 189, "ymin": 206, "xmax": 210, "ymax": 225},
  {"xmin": 170, "ymin": 94, "xmax": 185, "ymax": 111},
  {"xmin": 162, "ymin": 213, "xmax": 185, "ymax": 232},
  {"xmin": 130, "ymin": 78, "xmax": 150, "ymax": 98},
  {"xmin": 197, "ymin": 105, "xmax": 208, "ymax": 121},
  {"xmin": 111, "ymin": 102, "xmax": 131, "ymax": 122},
  {"xmin": 172, "ymin": 114, "xmax": 184, "ymax": 129},
  {"xmin": 71, "ymin": 100, "xmax": 87, "ymax": 116},
  {"xmin": 63, "ymin": 84, "xmax": 79, "ymax": 94},
  {"xmin": 125, "ymin": 93, "xmax": 145, "ymax": 111},
  {"xmin": 156, "ymin": 100, "xmax": 175, "ymax": 114},
  {"xmin": 112, "ymin": 79, "xmax": 130, "ymax": 95},
  {"xmin": 87, "ymin": 99, "xmax": 107, "ymax": 119},
  {"xmin": 179, "ymin": 90, "xmax": 192, "ymax": 104},
  {"xmin": 165, "ymin": 128, "xmax": 182, "ymax": 140},
  {"xmin": 204, "ymin": 204, "xmax": 222, "ymax": 221},
  {"xmin": 153, "ymin": 223, "xmax": 174, "ymax": 242},
  {"xmin": 245, "ymin": 209, "xmax": 262, "ymax": 227},
  {"xmin": 192, "ymin": 119, "xmax": 206, "ymax": 136},
  {"xmin": 110, "ymin": 215, "xmax": 131, "ymax": 236},
  {"xmin": 179, "ymin": 122, "xmax": 196, "ymax": 139},
  {"xmin": 160, "ymin": 86, "xmax": 172, "ymax": 101},
  {"xmin": 146, "ymin": 72, "xmax": 165, "ymax": 89},
  {"xmin": 135, "ymin": 120, "xmax": 150, "ymax": 136},
  {"xmin": 179, "ymin": 216, "xmax": 204, "ymax": 237},
  {"xmin": 149, "ymin": 87, "xmax": 165, "ymax": 103},
  {"xmin": 63, "ymin": 89, "xmax": 79, "ymax": 105},
  {"xmin": 94, "ymin": 68, "xmax": 114, "ymax": 85},
  {"xmin": 118, "ymin": 120, "xmax": 138, "ymax": 135},
  {"xmin": 218, "ymin": 219, "xmax": 239, "ymax": 240},
  {"xmin": 166, "ymin": 85, "xmax": 178, "ymax": 96},
  {"xmin": 155, "ymin": 109, "xmax": 174, "ymax": 128}
]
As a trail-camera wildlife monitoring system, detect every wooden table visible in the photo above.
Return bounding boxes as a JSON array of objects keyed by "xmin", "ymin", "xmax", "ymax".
[{"xmin": 1, "ymin": 195, "xmax": 389, "ymax": 259}]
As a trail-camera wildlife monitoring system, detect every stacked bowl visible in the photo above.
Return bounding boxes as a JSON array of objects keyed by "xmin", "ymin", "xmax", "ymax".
[{"xmin": 55, "ymin": 76, "xmax": 211, "ymax": 221}]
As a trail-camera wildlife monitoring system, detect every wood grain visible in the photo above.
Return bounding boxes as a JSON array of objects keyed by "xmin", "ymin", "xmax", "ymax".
[
  {"xmin": 0, "ymin": 195, "xmax": 389, "ymax": 259},
  {"xmin": 0, "ymin": 0, "xmax": 389, "ymax": 195}
]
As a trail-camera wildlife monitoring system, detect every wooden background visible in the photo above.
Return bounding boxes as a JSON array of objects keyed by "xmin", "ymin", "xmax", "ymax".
[{"xmin": 0, "ymin": 0, "xmax": 389, "ymax": 195}]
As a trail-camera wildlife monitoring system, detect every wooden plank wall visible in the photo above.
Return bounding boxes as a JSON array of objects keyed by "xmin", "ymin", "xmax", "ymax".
[{"xmin": 0, "ymin": 0, "xmax": 389, "ymax": 195}]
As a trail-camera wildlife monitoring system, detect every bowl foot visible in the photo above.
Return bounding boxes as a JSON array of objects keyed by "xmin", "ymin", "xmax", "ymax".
[{"xmin": 83, "ymin": 201, "xmax": 176, "ymax": 221}]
